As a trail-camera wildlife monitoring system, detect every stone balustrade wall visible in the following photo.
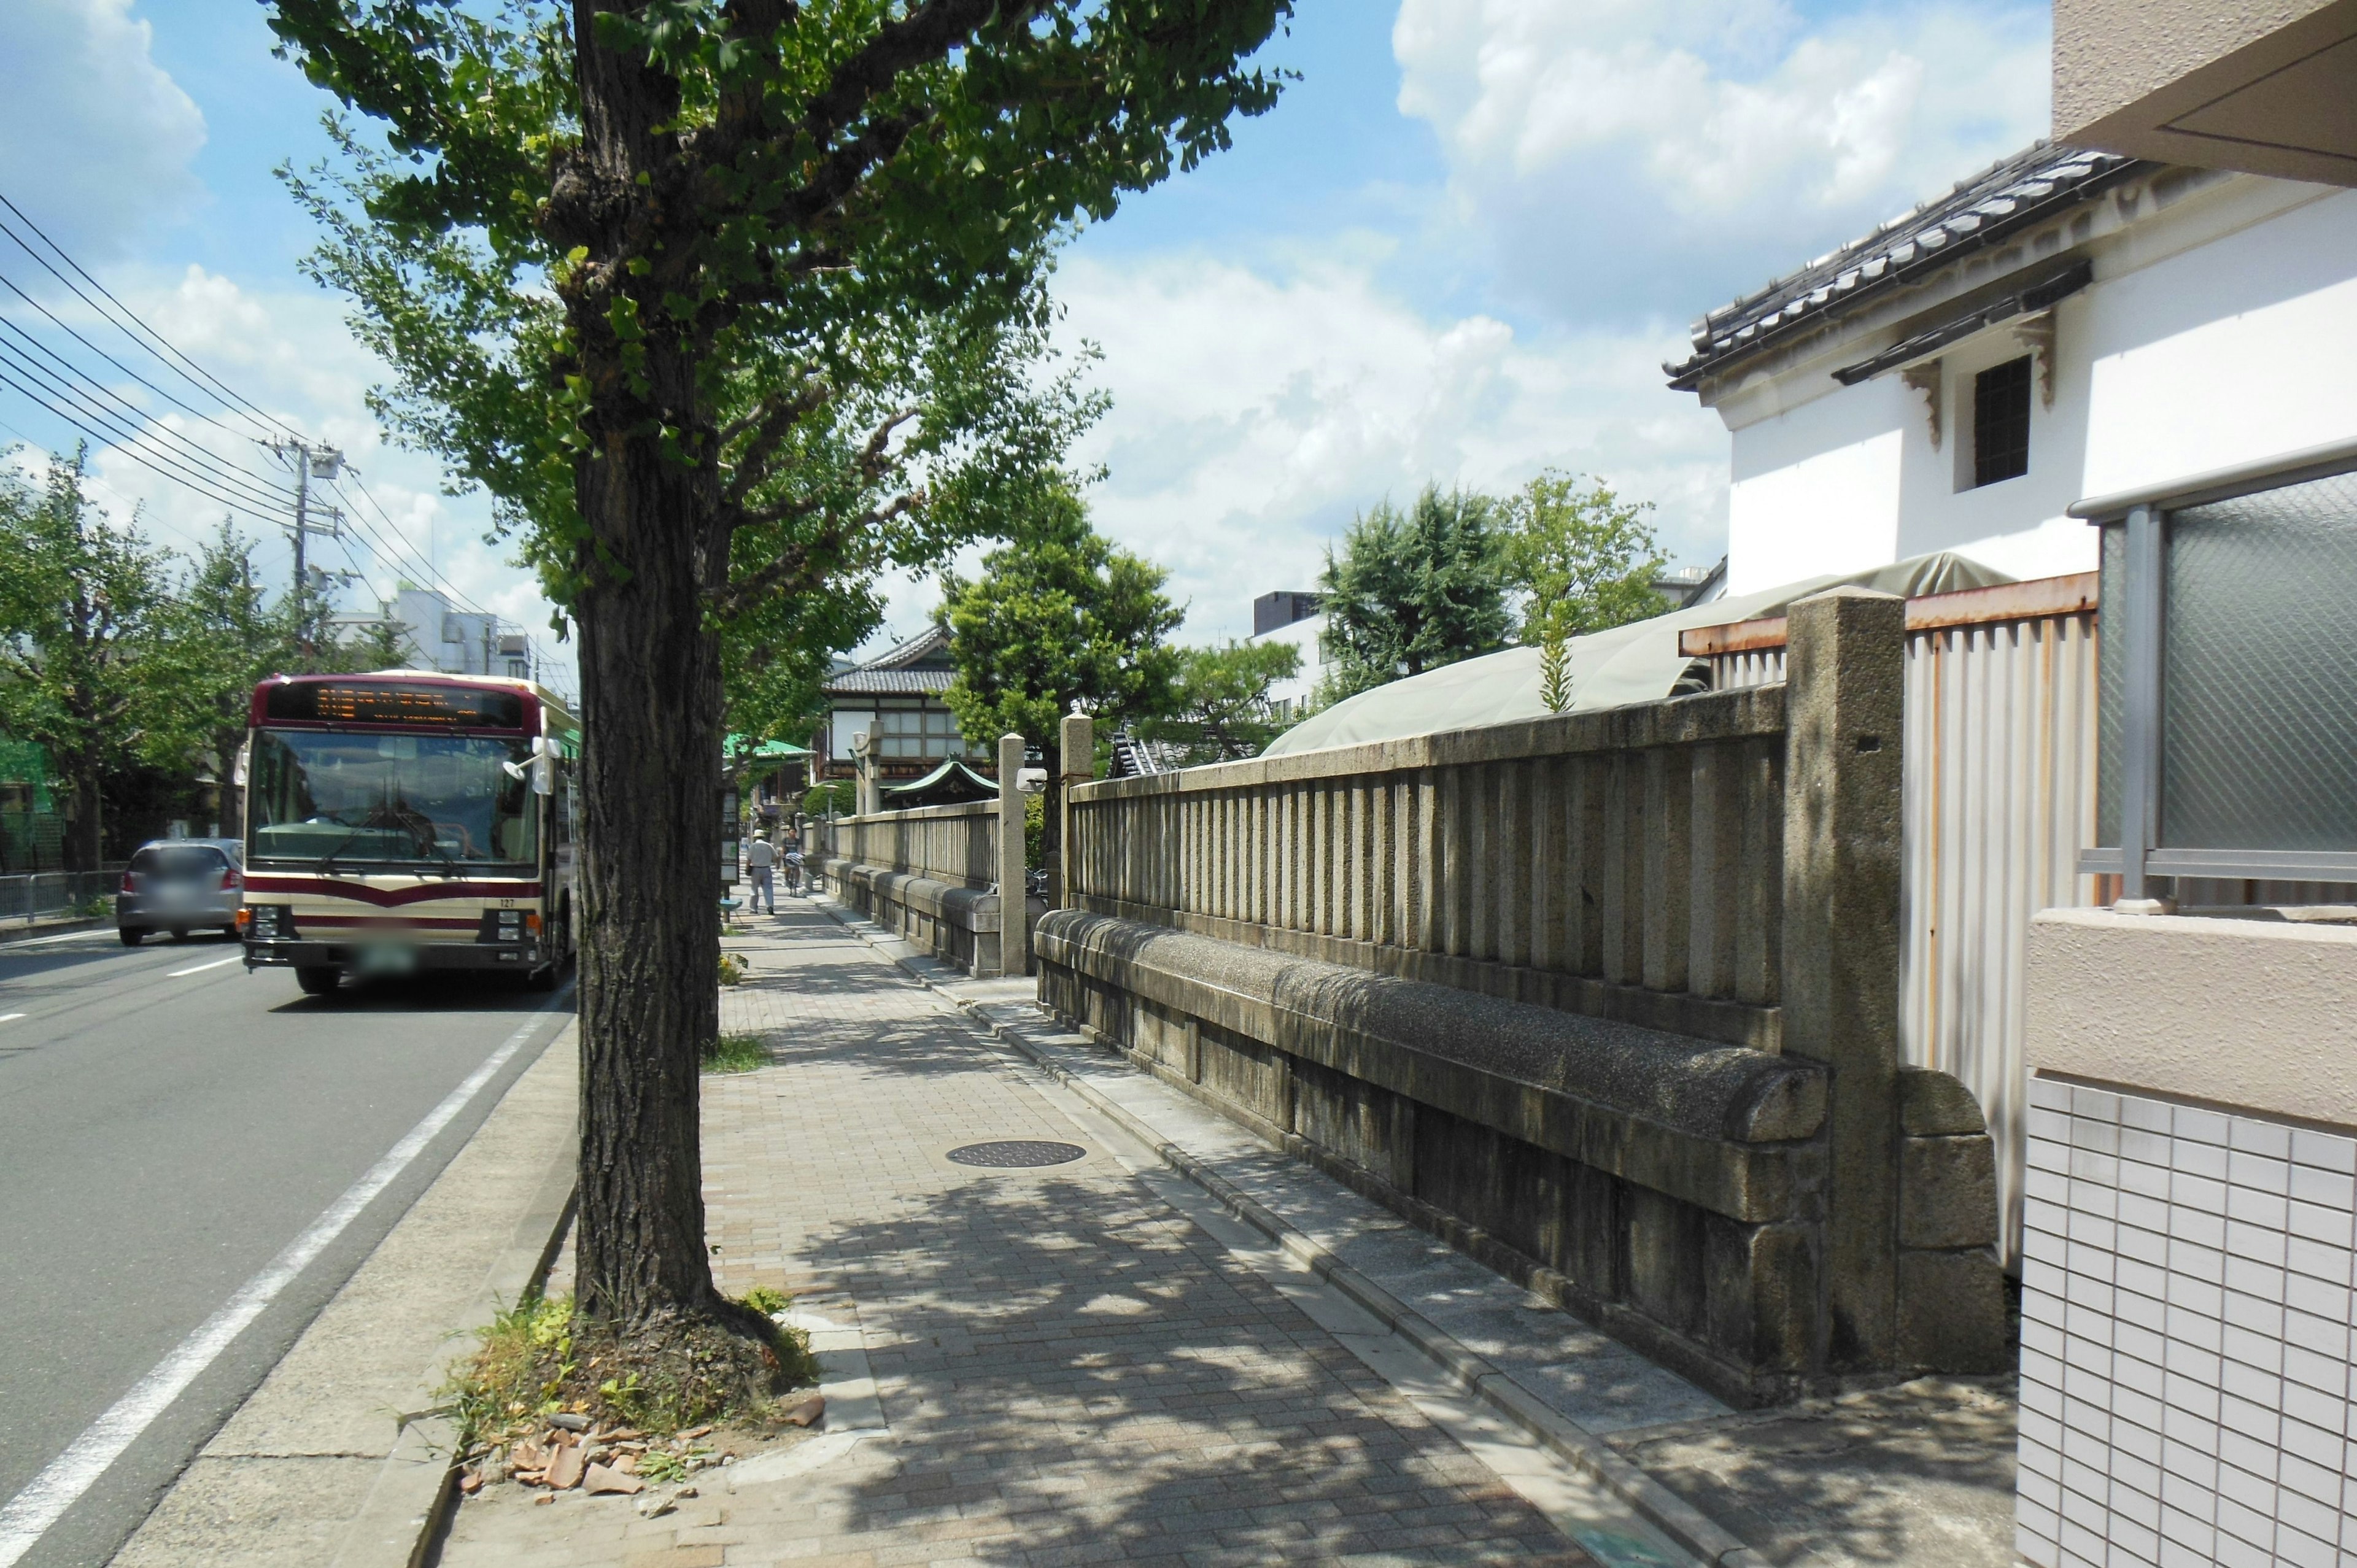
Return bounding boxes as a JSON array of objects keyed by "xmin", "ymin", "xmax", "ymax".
[{"xmin": 1042, "ymin": 589, "xmax": 2010, "ymax": 1404}]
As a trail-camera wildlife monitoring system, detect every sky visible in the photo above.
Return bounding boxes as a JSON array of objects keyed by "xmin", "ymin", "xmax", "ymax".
[{"xmin": 0, "ymin": 0, "xmax": 2054, "ymax": 681}]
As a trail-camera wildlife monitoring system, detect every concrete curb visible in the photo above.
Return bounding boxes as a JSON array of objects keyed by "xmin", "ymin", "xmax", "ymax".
[
  {"xmin": 803, "ymin": 895, "xmax": 1769, "ymax": 1568},
  {"xmin": 0, "ymin": 916, "xmax": 104, "ymax": 945},
  {"xmin": 329, "ymin": 1119, "xmax": 578, "ymax": 1568}
]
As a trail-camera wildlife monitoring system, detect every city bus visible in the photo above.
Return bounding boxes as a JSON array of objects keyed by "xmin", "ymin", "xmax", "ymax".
[{"xmin": 236, "ymin": 671, "xmax": 579, "ymax": 996}]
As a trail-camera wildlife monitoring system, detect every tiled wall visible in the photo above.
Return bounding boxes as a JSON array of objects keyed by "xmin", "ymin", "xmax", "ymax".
[{"xmin": 2018, "ymin": 1074, "xmax": 2357, "ymax": 1567}]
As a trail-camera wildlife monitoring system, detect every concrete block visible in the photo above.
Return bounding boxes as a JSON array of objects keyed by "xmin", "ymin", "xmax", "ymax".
[
  {"xmin": 1898, "ymin": 1066, "xmax": 1986, "ymax": 1135},
  {"xmin": 1897, "ymin": 1248, "xmax": 2010, "ymax": 1372},
  {"xmin": 1703, "ymin": 1218, "xmax": 1814, "ymax": 1371},
  {"xmin": 1900, "ymin": 1134, "xmax": 1999, "ymax": 1248}
]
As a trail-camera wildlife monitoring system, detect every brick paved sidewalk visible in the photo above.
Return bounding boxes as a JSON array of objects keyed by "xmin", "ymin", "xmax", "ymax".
[{"xmin": 437, "ymin": 906, "xmax": 1595, "ymax": 1567}]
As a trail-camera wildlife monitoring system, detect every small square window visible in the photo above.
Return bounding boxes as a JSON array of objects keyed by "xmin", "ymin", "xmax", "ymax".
[{"xmin": 1972, "ymin": 356, "xmax": 2032, "ymax": 487}]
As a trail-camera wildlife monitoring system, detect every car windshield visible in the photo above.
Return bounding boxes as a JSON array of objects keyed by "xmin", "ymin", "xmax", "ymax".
[{"xmin": 249, "ymin": 729, "xmax": 539, "ymax": 868}]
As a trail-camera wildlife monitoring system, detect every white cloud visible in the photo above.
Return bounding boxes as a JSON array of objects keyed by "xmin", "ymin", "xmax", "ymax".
[
  {"xmin": 970, "ymin": 252, "xmax": 1722, "ymax": 644},
  {"xmin": 0, "ymin": 0, "xmax": 207, "ymax": 258},
  {"xmin": 2, "ymin": 263, "xmax": 573, "ymax": 692},
  {"xmin": 862, "ymin": 251, "xmax": 1730, "ymax": 652},
  {"xmin": 1393, "ymin": 0, "xmax": 2049, "ymax": 315}
]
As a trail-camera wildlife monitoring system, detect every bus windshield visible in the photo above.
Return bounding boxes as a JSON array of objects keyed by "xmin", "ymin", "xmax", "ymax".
[{"xmin": 249, "ymin": 729, "xmax": 540, "ymax": 869}]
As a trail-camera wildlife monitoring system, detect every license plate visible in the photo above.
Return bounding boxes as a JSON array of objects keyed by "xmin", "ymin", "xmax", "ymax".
[{"xmin": 354, "ymin": 944, "xmax": 419, "ymax": 976}]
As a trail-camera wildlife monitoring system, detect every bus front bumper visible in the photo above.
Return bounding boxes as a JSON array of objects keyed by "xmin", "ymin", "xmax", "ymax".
[{"xmin": 243, "ymin": 939, "xmax": 543, "ymax": 974}]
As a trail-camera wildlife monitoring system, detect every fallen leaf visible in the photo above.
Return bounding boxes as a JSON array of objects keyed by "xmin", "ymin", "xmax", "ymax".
[{"xmin": 782, "ymin": 1394, "xmax": 826, "ymax": 1428}]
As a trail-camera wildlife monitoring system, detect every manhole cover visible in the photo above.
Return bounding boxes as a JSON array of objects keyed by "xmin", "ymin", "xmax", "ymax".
[{"xmin": 946, "ymin": 1140, "xmax": 1087, "ymax": 1168}]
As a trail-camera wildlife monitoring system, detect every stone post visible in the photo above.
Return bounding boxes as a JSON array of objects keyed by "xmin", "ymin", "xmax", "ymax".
[
  {"xmin": 1778, "ymin": 585, "xmax": 1905, "ymax": 1372},
  {"xmin": 1059, "ymin": 710, "xmax": 1094, "ymax": 909},
  {"xmin": 998, "ymin": 732, "xmax": 1029, "ymax": 977}
]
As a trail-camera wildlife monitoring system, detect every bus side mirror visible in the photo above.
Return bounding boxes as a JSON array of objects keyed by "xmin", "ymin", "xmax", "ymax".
[{"xmin": 532, "ymin": 736, "xmax": 556, "ymax": 796}]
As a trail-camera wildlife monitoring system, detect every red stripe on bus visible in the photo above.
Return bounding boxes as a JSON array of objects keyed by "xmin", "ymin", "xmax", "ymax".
[
  {"xmin": 244, "ymin": 878, "xmax": 541, "ymax": 906},
  {"xmin": 296, "ymin": 916, "xmax": 484, "ymax": 930}
]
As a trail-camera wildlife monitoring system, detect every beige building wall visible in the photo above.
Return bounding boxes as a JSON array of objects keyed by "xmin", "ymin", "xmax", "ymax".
[
  {"xmin": 2026, "ymin": 908, "xmax": 2357, "ymax": 1128},
  {"xmin": 2054, "ymin": 0, "xmax": 2357, "ymax": 186}
]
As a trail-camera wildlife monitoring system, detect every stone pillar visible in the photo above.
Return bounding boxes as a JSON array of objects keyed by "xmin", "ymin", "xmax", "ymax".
[
  {"xmin": 999, "ymin": 733, "xmax": 1029, "ymax": 977},
  {"xmin": 1059, "ymin": 711, "xmax": 1094, "ymax": 910},
  {"xmin": 1778, "ymin": 585, "xmax": 1905, "ymax": 1372}
]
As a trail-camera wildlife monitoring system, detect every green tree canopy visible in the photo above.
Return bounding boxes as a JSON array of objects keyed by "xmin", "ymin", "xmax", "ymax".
[
  {"xmin": 266, "ymin": 0, "xmax": 1293, "ymax": 1372},
  {"xmin": 142, "ymin": 525, "xmax": 304, "ymax": 814},
  {"xmin": 0, "ymin": 452, "xmax": 174, "ymax": 869},
  {"xmin": 1500, "ymin": 471, "xmax": 1666, "ymax": 713},
  {"xmin": 1136, "ymin": 639, "xmax": 1301, "ymax": 763},
  {"xmin": 941, "ymin": 485, "xmax": 1184, "ymax": 748},
  {"xmin": 1316, "ymin": 485, "xmax": 1509, "ymax": 703},
  {"xmin": 1501, "ymin": 471, "xmax": 1666, "ymax": 643},
  {"xmin": 941, "ymin": 484, "xmax": 1182, "ymax": 863}
]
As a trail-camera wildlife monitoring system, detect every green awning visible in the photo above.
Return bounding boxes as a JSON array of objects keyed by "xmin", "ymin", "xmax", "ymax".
[{"xmin": 881, "ymin": 759, "xmax": 998, "ymax": 805}]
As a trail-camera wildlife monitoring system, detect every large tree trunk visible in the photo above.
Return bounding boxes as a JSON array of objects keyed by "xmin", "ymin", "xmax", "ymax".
[
  {"xmin": 61, "ymin": 759, "xmax": 101, "ymax": 873},
  {"xmin": 572, "ymin": 400, "xmax": 728, "ymax": 1329},
  {"xmin": 565, "ymin": 4, "xmax": 732, "ymax": 1334}
]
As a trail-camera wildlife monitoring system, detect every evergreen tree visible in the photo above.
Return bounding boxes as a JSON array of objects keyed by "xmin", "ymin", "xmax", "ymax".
[
  {"xmin": 1136, "ymin": 641, "xmax": 1301, "ymax": 762},
  {"xmin": 1316, "ymin": 485, "xmax": 1509, "ymax": 703},
  {"xmin": 941, "ymin": 485, "xmax": 1183, "ymax": 871}
]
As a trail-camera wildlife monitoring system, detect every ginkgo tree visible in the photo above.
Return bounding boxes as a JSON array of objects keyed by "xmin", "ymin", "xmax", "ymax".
[{"xmin": 265, "ymin": 0, "xmax": 1293, "ymax": 1407}]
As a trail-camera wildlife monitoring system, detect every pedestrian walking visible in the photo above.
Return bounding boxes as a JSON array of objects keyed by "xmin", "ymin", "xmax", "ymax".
[{"xmin": 746, "ymin": 834, "xmax": 777, "ymax": 914}]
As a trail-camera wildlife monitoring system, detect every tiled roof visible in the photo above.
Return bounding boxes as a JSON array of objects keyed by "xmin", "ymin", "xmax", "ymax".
[
  {"xmin": 1665, "ymin": 143, "xmax": 2143, "ymax": 390},
  {"xmin": 821, "ymin": 624, "xmax": 954, "ymax": 697},
  {"xmin": 824, "ymin": 667, "xmax": 953, "ymax": 695}
]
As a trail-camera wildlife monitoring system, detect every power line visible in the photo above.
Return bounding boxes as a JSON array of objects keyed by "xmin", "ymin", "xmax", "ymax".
[
  {"xmin": 0, "ymin": 266, "xmax": 260, "ymax": 446},
  {"xmin": 0, "ymin": 187, "xmax": 567, "ymax": 682},
  {"xmin": 0, "ymin": 321, "xmax": 294, "ymax": 513},
  {"xmin": 0, "ymin": 415, "xmax": 225, "ymax": 557},
  {"xmin": 0, "ymin": 191, "xmax": 300, "ymax": 444},
  {"xmin": 0, "ymin": 364, "xmax": 293, "ymax": 527}
]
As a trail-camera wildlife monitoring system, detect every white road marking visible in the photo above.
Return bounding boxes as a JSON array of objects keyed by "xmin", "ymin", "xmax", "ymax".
[
  {"xmin": 0, "ymin": 987, "xmax": 573, "ymax": 1566},
  {"xmin": 166, "ymin": 956, "xmax": 241, "ymax": 978},
  {"xmin": 0, "ymin": 1013, "xmax": 22, "ymax": 1024}
]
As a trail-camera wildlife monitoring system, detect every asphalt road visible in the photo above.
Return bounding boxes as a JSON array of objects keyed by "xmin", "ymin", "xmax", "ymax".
[{"xmin": 0, "ymin": 927, "xmax": 575, "ymax": 1568}]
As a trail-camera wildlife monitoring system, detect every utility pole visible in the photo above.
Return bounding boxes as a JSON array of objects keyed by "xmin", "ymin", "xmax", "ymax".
[{"xmin": 271, "ymin": 439, "xmax": 346, "ymax": 663}]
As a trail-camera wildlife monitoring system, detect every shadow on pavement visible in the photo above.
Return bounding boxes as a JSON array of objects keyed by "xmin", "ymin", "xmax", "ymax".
[{"xmin": 268, "ymin": 970, "xmax": 578, "ymax": 1016}]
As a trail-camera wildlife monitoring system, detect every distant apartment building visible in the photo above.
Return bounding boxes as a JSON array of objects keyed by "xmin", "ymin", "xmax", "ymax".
[
  {"xmin": 336, "ymin": 587, "xmax": 536, "ymax": 681},
  {"xmin": 1247, "ymin": 590, "xmax": 1326, "ymax": 717}
]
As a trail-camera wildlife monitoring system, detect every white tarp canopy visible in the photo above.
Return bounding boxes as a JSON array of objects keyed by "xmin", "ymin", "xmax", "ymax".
[{"xmin": 1264, "ymin": 552, "xmax": 2011, "ymax": 757}]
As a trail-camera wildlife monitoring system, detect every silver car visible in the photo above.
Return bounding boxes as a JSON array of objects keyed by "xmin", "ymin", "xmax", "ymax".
[{"xmin": 117, "ymin": 838, "xmax": 244, "ymax": 945}]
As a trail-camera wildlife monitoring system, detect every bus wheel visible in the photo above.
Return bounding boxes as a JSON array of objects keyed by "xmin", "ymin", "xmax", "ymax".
[{"xmin": 295, "ymin": 967, "xmax": 341, "ymax": 997}]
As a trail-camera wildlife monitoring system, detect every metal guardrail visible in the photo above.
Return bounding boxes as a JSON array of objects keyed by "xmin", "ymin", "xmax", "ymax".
[{"xmin": 0, "ymin": 869, "xmax": 125, "ymax": 924}]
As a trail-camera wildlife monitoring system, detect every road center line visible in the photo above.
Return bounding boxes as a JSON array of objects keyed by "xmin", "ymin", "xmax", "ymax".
[
  {"xmin": 166, "ymin": 956, "xmax": 242, "ymax": 978},
  {"xmin": 0, "ymin": 986, "xmax": 573, "ymax": 1567}
]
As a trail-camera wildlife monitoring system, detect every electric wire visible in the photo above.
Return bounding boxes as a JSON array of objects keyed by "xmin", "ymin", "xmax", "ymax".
[
  {"xmin": 0, "ymin": 364, "xmax": 295, "ymax": 528},
  {"xmin": 0, "ymin": 192, "xmax": 300, "ymax": 443},
  {"xmin": 0, "ymin": 187, "xmax": 562, "ymax": 681},
  {"xmin": 0, "ymin": 320, "xmax": 294, "ymax": 513},
  {"xmin": 0, "ymin": 267, "xmax": 261, "ymax": 446}
]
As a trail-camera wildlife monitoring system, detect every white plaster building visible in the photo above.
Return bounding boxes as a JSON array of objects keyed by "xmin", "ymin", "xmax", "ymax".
[
  {"xmin": 1246, "ymin": 590, "xmax": 1329, "ymax": 718},
  {"xmin": 1668, "ymin": 146, "xmax": 2357, "ymax": 593}
]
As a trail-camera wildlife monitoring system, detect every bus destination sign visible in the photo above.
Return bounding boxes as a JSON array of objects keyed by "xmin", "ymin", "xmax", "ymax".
[{"xmin": 261, "ymin": 680, "xmax": 528, "ymax": 731}]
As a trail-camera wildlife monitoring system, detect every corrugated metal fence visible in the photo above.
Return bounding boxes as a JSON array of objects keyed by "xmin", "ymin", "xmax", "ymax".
[{"xmin": 1689, "ymin": 573, "xmax": 2101, "ymax": 1265}]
